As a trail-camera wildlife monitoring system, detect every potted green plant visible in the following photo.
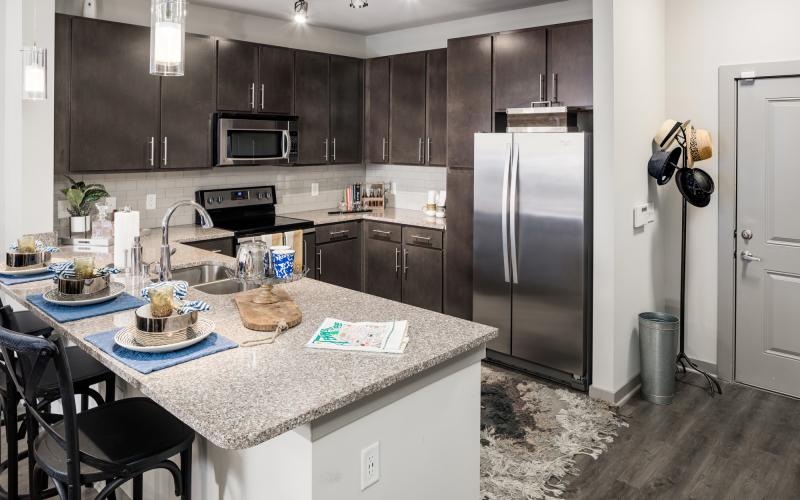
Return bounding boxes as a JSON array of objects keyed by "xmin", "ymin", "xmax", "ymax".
[{"xmin": 61, "ymin": 176, "xmax": 110, "ymax": 236}]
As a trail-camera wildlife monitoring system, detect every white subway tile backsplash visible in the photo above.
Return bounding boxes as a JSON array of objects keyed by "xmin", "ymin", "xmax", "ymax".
[{"xmin": 365, "ymin": 164, "xmax": 446, "ymax": 210}]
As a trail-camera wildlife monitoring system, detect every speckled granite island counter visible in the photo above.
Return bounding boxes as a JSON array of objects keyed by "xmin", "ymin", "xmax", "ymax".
[
  {"xmin": 0, "ymin": 225, "xmax": 495, "ymax": 500},
  {"xmin": 284, "ymin": 207, "xmax": 447, "ymax": 230}
]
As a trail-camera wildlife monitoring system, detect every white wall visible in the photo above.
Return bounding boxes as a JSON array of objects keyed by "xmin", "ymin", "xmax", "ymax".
[
  {"xmin": 365, "ymin": 0, "xmax": 592, "ymax": 57},
  {"xmin": 664, "ymin": 0, "xmax": 800, "ymax": 367},
  {"xmin": 591, "ymin": 0, "xmax": 668, "ymax": 400},
  {"xmin": 55, "ymin": 0, "xmax": 366, "ymax": 58}
]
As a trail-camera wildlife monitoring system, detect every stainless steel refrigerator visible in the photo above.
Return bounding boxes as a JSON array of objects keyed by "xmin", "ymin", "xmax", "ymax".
[{"xmin": 473, "ymin": 132, "xmax": 592, "ymax": 390}]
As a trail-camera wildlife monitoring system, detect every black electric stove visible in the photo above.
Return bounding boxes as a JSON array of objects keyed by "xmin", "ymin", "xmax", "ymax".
[{"xmin": 195, "ymin": 186, "xmax": 313, "ymax": 239}]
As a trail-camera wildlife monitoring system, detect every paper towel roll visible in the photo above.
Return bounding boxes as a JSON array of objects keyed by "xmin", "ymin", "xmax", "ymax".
[{"xmin": 114, "ymin": 210, "xmax": 140, "ymax": 270}]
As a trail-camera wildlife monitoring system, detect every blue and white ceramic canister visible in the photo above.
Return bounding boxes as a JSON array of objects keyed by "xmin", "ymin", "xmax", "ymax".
[{"xmin": 271, "ymin": 249, "xmax": 295, "ymax": 279}]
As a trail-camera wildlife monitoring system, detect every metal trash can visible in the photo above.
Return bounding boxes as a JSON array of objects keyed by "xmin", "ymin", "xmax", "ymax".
[{"xmin": 638, "ymin": 312, "xmax": 679, "ymax": 405}]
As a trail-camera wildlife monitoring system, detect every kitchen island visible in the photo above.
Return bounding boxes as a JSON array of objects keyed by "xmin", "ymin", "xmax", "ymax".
[{"xmin": 0, "ymin": 226, "xmax": 495, "ymax": 500}]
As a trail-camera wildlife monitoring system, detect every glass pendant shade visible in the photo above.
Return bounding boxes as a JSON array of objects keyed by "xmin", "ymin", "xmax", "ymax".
[
  {"xmin": 21, "ymin": 45, "xmax": 47, "ymax": 101},
  {"xmin": 150, "ymin": 0, "xmax": 186, "ymax": 76}
]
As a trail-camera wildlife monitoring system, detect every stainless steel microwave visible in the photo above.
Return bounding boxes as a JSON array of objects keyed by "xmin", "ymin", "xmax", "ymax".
[{"xmin": 214, "ymin": 113, "xmax": 298, "ymax": 166}]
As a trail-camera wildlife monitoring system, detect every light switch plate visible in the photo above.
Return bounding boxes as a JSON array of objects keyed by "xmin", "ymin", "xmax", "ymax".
[
  {"xmin": 311, "ymin": 183, "xmax": 319, "ymax": 196},
  {"xmin": 647, "ymin": 202, "xmax": 655, "ymax": 223},
  {"xmin": 146, "ymin": 194, "xmax": 157, "ymax": 210},
  {"xmin": 633, "ymin": 203, "xmax": 649, "ymax": 228}
]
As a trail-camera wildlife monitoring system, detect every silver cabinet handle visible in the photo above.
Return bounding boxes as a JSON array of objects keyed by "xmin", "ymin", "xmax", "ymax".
[
  {"xmin": 539, "ymin": 74, "xmax": 544, "ymax": 101},
  {"xmin": 500, "ymin": 143, "xmax": 511, "ymax": 283},
  {"xmin": 382, "ymin": 137, "xmax": 387, "ymax": 161},
  {"xmin": 149, "ymin": 137, "xmax": 155, "ymax": 167},
  {"xmin": 249, "ymin": 83, "xmax": 256, "ymax": 110},
  {"xmin": 411, "ymin": 235, "xmax": 431, "ymax": 243},
  {"xmin": 403, "ymin": 248, "xmax": 408, "ymax": 277},
  {"xmin": 372, "ymin": 229, "xmax": 391, "ymax": 236},
  {"xmin": 332, "ymin": 138, "xmax": 336, "ymax": 162},
  {"xmin": 316, "ymin": 249, "xmax": 322, "ymax": 276},
  {"xmin": 329, "ymin": 229, "xmax": 349, "ymax": 237},
  {"xmin": 395, "ymin": 247, "xmax": 400, "ymax": 274},
  {"xmin": 552, "ymin": 73, "xmax": 558, "ymax": 104},
  {"xmin": 741, "ymin": 251, "xmax": 762, "ymax": 262},
  {"xmin": 509, "ymin": 143, "xmax": 520, "ymax": 284},
  {"xmin": 303, "ymin": 238, "xmax": 308, "ymax": 274},
  {"xmin": 260, "ymin": 83, "xmax": 265, "ymax": 110},
  {"xmin": 210, "ymin": 249, "xmax": 222, "ymax": 254},
  {"xmin": 418, "ymin": 138, "xmax": 423, "ymax": 163},
  {"xmin": 426, "ymin": 138, "xmax": 432, "ymax": 164},
  {"xmin": 162, "ymin": 136, "xmax": 168, "ymax": 166},
  {"xmin": 323, "ymin": 138, "xmax": 329, "ymax": 161}
]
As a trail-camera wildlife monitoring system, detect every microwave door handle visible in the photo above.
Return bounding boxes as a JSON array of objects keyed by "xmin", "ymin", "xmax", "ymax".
[{"xmin": 282, "ymin": 131, "xmax": 290, "ymax": 159}]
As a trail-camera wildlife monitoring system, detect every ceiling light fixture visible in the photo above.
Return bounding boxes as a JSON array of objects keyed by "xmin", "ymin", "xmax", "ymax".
[
  {"xmin": 294, "ymin": 0, "xmax": 308, "ymax": 23},
  {"xmin": 350, "ymin": 0, "xmax": 368, "ymax": 8},
  {"xmin": 150, "ymin": 0, "xmax": 187, "ymax": 76}
]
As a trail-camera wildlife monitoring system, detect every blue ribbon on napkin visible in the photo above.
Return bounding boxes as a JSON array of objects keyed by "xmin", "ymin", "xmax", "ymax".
[
  {"xmin": 9, "ymin": 241, "xmax": 59, "ymax": 253},
  {"xmin": 141, "ymin": 281, "xmax": 189, "ymax": 301},
  {"xmin": 84, "ymin": 329, "xmax": 238, "ymax": 374},
  {"xmin": 177, "ymin": 300, "xmax": 211, "ymax": 314}
]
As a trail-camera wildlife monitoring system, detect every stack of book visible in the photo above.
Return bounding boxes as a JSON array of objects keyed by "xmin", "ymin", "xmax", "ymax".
[{"xmin": 306, "ymin": 318, "xmax": 409, "ymax": 354}]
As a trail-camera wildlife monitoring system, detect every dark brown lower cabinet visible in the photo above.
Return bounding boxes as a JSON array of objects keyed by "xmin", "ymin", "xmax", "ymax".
[
  {"xmin": 316, "ymin": 236, "xmax": 361, "ymax": 291},
  {"xmin": 365, "ymin": 238, "xmax": 402, "ymax": 302},
  {"xmin": 402, "ymin": 244, "xmax": 443, "ymax": 312}
]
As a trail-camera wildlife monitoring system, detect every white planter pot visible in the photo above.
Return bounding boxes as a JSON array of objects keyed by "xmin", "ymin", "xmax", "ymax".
[{"xmin": 70, "ymin": 215, "xmax": 92, "ymax": 236}]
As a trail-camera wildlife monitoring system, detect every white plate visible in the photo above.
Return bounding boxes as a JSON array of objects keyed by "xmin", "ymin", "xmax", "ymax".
[
  {"xmin": 114, "ymin": 318, "xmax": 215, "ymax": 353},
  {"xmin": 0, "ymin": 263, "xmax": 50, "ymax": 276},
  {"xmin": 42, "ymin": 282, "xmax": 126, "ymax": 307}
]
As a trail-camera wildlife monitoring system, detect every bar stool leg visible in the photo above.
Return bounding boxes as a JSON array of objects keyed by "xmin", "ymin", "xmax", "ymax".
[
  {"xmin": 180, "ymin": 448, "xmax": 192, "ymax": 500},
  {"xmin": 132, "ymin": 475, "xmax": 143, "ymax": 500},
  {"xmin": 6, "ymin": 389, "xmax": 18, "ymax": 500}
]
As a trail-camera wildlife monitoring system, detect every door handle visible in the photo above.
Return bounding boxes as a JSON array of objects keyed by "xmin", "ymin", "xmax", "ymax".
[
  {"xmin": 418, "ymin": 138, "xmax": 423, "ymax": 163},
  {"xmin": 329, "ymin": 229, "xmax": 349, "ymax": 238},
  {"xmin": 162, "ymin": 136, "xmax": 168, "ymax": 166},
  {"xmin": 372, "ymin": 229, "xmax": 391, "ymax": 237},
  {"xmin": 316, "ymin": 249, "xmax": 322, "ymax": 276},
  {"xmin": 394, "ymin": 247, "xmax": 400, "ymax": 275},
  {"xmin": 509, "ymin": 143, "xmax": 520, "ymax": 284},
  {"xmin": 403, "ymin": 248, "xmax": 409, "ymax": 278},
  {"xmin": 552, "ymin": 73, "xmax": 558, "ymax": 104},
  {"xmin": 382, "ymin": 137, "xmax": 387, "ymax": 161},
  {"xmin": 500, "ymin": 143, "xmax": 512, "ymax": 284},
  {"xmin": 323, "ymin": 138, "xmax": 329, "ymax": 161},
  {"xmin": 539, "ymin": 74, "xmax": 544, "ymax": 101},
  {"xmin": 148, "ymin": 137, "xmax": 155, "ymax": 167},
  {"xmin": 740, "ymin": 251, "xmax": 762, "ymax": 262},
  {"xmin": 249, "ymin": 83, "xmax": 256, "ymax": 110},
  {"xmin": 332, "ymin": 138, "xmax": 337, "ymax": 162},
  {"xmin": 260, "ymin": 83, "xmax": 265, "ymax": 110},
  {"xmin": 426, "ymin": 138, "xmax": 432, "ymax": 164}
]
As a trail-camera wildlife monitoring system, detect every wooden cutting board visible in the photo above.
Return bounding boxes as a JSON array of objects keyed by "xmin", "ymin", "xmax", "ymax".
[{"xmin": 233, "ymin": 287, "xmax": 302, "ymax": 332}]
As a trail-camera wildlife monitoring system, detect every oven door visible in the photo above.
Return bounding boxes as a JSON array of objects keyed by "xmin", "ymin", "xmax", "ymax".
[{"xmin": 216, "ymin": 116, "xmax": 297, "ymax": 166}]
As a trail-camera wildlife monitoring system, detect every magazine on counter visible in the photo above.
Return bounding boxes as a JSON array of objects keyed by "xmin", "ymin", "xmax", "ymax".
[{"xmin": 306, "ymin": 318, "xmax": 409, "ymax": 353}]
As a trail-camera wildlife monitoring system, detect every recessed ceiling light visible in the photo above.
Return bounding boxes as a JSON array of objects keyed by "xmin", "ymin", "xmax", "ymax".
[
  {"xmin": 294, "ymin": 0, "xmax": 308, "ymax": 23},
  {"xmin": 350, "ymin": 0, "xmax": 368, "ymax": 8}
]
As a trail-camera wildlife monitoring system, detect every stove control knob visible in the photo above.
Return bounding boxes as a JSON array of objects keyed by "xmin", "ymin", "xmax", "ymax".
[
  {"xmin": 257, "ymin": 192, "xmax": 264, "ymax": 200},
  {"xmin": 263, "ymin": 191, "xmax": 270, "ymax": 200},
  {"xmin": 217, "ymin": 196, "xmax": 223, "ymax": 203},
  {"xmin": 206, "ymin": 197, "xmax": 213, "ymax": 205}
]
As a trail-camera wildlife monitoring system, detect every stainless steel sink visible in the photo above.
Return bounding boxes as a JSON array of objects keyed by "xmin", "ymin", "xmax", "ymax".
[
  {"xmin": 193, "ymin": 279, "xmax": 261, "ymax": 295},
  {"xmin": 169, "ymin": 264, "xmax": 232, "ymax": 286}
]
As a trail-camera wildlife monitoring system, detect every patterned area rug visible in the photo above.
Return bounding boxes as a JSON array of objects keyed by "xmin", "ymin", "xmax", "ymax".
[{"xmin": 481, "ymin": 364, "xmax": 627, "ymax": 499}]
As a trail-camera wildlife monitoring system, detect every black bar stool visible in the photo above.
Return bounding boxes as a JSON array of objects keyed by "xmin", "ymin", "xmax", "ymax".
[
  {"xmin": 0, "ymin": 324, "xmax": 194, "ymax": 500},
  {"xmin": 0, "ymin": 304, "xmax": 116, "ymax": 499}
]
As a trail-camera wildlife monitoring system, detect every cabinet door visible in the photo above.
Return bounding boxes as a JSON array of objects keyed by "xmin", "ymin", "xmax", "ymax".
[
  {"xmin": 365, "ymin": 238, "xmax": 402, "ymax": 301},
  {"xmin": 425, "ymin": 49, "xmax": 447, "ymax": 166},
  {"xmin": 69, "ymin": 17, "xmax": 159, "ymax": 172},
  {"xmin": 330, "ymin": 56, "xmax": 363, "ymax": 164},
  {"xmin": 447, "ymin": 36, "xmax": 492, "ymax": 169},
  {"xmin": 160, "ymin": 33, "xmax": 215, "ymax": 169},
  {"xmin": 493, "ymin": 29, "xmax": 547, "ymax": 110},
  {"xmin": 217, "ymin": 39, "xmax": 258, "ymax": 112},
  {"xmin": 317, "ymin": 239, "xmax": 361, "ymax": 291},
  {"xmin": 548, "ymin": 22, "xmax": 593, "ymax": 107},
  {"xmin": 295, "ymin": 51, "xmax": 330, "ymax": 164},
  {"xmin": 303, "ymin": 232, "xmax": 317, "ymax": 279},
  {"xmin": 444, "ymin": 168, "xmax": 474, "ymax": 320},
  {"xmin": 259, "ymin": 45, "xmax": 293, "ymax": 114},
  {"xmin": 403, "ymin": 245, "xmax": 443, "ymax": 312},
  {"xmin": 366, "ymin": 58, "xmax": 391, "ymax": 164},
  {"xmin": 390, "ymin": 52, "xmax": 427, "ymax": 165}
]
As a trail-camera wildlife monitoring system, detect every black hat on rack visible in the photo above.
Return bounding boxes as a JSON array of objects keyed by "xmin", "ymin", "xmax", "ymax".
[
  {"xmin": 676, "ymin": 167, "xmax": 715, "ymax": 207},
  {"xmin": 647, "ymin": 147, "xmax": 682, "ymax": 185}
]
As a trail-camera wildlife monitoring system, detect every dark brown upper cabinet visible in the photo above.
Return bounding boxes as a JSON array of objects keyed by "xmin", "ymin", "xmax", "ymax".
[
  {"xmin": 425, "ymin": 49, "xmax": 447, "ymax": 166},
  {"xmin": 69, "ymin": 17, "xmax": 160, "ymax": 172},
  {"xmin": 216, "ymin": 39, "xmax": 259, "ymax": 112},
  {"xmin": 259, "ymin": 45, "xmax": 294, "ymax": 114},
  {"xmin": 548, "ymin": 21, "xmax": 593, "ymax": 107},
  {"xmin": 329, "ymin": 56, "xmax": 363, "ymax": 164},
  {"xmin": 294, "ymin": 51, "xmax": 330, "ymax": 164},
  {"xmin": 447, "ymin": 35, "xmax": 492, "ymax": 170},
  {"xmin": 389, "ymin": 52, "xmax": 427, "ymax": 165},
  {"xmin": 366, "ymin": 57, "xmax": 390, "ymax": 164},
  {"xmin": 160, "ymin": 33, "xmax": 216, "ymax": 169},
  {"xmin": 493, "ymin": 29, "xmax": 547, "ymax": 110}
]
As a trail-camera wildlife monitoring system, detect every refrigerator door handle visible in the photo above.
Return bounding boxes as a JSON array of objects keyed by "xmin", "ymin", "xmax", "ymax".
[
  {"xmin": 501, "ymin": 143, "xmax": 512, "ymax": 283},
  {"xmin": 509, "ymin": 142, "xmax": 520, "ymax": 284}
]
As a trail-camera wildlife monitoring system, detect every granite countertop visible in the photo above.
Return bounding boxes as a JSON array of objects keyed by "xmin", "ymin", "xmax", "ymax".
[
  {"xmin": 284, "ymin": 208, "xmax": 447, "ymax": 230},
  {"xmin": 0, "ymin": 230, "xmax": 495, "ymax": 450}
]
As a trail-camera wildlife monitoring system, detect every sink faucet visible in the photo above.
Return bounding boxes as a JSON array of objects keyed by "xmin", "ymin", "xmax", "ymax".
[{"xmin": 160, "ymin": 200, "xmax": 214, "ymax": 282}]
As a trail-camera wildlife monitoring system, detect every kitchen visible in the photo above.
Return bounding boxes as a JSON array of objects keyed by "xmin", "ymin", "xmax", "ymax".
[{"xmin": 2, "ymin": 0, "xmax": 627, "ymax": 498}]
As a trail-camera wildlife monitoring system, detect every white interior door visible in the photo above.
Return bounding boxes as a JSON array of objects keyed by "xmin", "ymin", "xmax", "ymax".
[{"xmin": 736, "ymin": 76, "xmax": 800, "ymax": 397}]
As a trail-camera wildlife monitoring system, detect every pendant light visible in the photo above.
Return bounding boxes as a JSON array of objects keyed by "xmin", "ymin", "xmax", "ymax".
[
  {"xmin": 150, "ymin": 0, "xmax": 187, "ymax": 76},
  {"xmin": 21, "ymin": 1, "xmax": 47, "ymax": 101},
  {"xmin": 294, "ymin": 0, "xmax": 308, "ymax": 23}
]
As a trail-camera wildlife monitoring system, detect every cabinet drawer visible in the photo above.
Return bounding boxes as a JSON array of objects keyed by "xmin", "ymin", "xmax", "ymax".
[
  {"xmin": 316, "ymin": 221, "xmax": 360, "ymax": 244},
  {"xmin": 366, "ymin": 221, "xmax": 401, "ymax": 243},
  {"xmin": 402, "ymin": 226, "xmax": 443, "ymax": 250}
]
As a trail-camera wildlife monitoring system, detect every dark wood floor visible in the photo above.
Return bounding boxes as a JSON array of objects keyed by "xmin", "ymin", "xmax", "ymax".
[{"xmin": 565, "ymin": 372, "xmax": 800, "ymax": 499}]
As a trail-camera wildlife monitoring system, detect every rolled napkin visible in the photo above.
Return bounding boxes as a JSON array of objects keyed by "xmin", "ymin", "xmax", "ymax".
[
  {"xmin": 48, "ymin": 262, "xmax": 121, "ymax": 277},
  {"xmin": 9, "ymin": 240, "xmax": 59, "ymax": 253},
  {"xmin": 177, "ymin": 300, "xmax": 212, "ymax": 315},
  {"xmin": 141, "ymin": 280, "xmax": 189, "ymax": 302}
]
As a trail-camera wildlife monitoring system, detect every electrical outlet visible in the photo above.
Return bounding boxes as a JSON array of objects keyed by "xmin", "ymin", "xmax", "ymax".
[
  {"xmin": 146, "ymin": 194, "xmax": 157, "ymax": 210},
  {"xmin": 105, "ymin": 197, "xmax": 117, "ymax": 211},
  {"xmin": 57, "ymin": 201, "xmax": 70, "ymax": 219},
  {"xmin": 360, "ymin": 442, "xmax": 380, "ymax": 491},
  {"xmin": 311, "ymin": 183, "xmax": 319, "ymax": 196}
]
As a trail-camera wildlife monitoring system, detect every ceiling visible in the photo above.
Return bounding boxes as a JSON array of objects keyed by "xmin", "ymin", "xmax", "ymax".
[{"xmin": 192, "ymin": 0, "xmax": 550, "ymax": 35}]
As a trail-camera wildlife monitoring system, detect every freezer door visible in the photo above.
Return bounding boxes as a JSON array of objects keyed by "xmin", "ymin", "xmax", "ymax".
[
  {"xmin": 511, "ymin": 132, "xmax": 589, "ymax": 377},
  {"xmin": 473, "ymin": 133, "xmax": 513, "ymax": 354}
]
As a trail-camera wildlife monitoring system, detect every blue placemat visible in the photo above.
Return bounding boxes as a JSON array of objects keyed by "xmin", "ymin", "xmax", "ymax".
[
  {"xmin": 0, "ymin": 271, "xmax": 56, "ymax": 286},
  {"xmin": 26, "ymin": 293, "xmax": 147, "ymax": 323},
  {"xmin": 85, "ymin": 329, "xmax": 238, "ymax": 374}
]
